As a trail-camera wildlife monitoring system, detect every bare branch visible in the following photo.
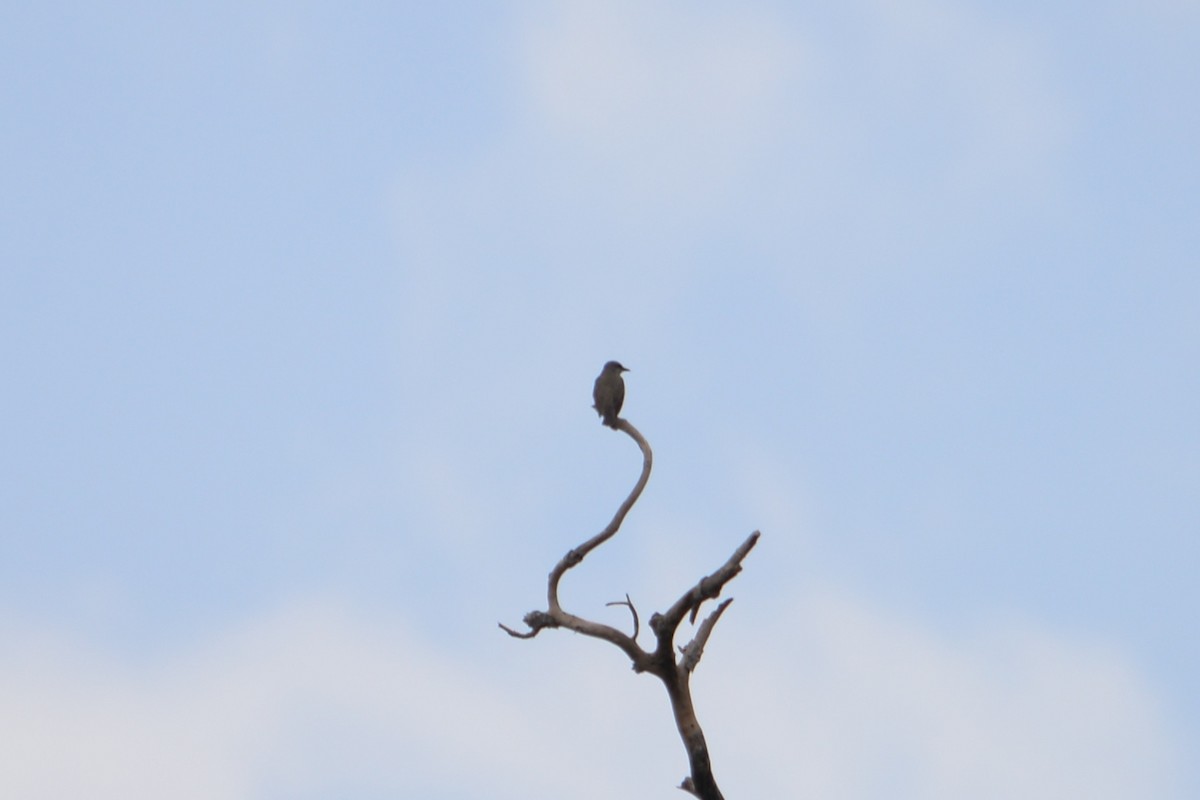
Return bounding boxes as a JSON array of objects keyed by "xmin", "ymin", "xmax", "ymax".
[
  {"xmin": 500, "ymin": 419, "xmax": 654, "ymax": 646},
  {"xmin": 547, "ymin": 419, "xmax": 652, "ymax": 615},
  {"xmin": 679, "ymin": 598, "xmax": 733, "ymax": 673},
  {"xmin": 606, "ymin": 593, "xmax": 640, "ymax": 640},
  {"xmin": 650, "ymin": 531, "xmax": 760, "ymax": 656}
]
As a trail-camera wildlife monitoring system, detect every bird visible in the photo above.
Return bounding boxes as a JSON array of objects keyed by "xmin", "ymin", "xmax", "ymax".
[{"xmin": 592, "ymin": 360, "xmax": 629, "ymax": 428}]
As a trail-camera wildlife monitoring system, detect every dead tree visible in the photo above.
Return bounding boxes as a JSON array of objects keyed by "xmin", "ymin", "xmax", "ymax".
[{"xmin": 501, "ymin": 417, "xmax": 760, "ymax": 800}]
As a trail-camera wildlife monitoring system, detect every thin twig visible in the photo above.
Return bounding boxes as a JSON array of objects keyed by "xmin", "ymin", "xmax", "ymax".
[{"xmin": 605, "ymin": 593, "xmax": 640, "ymax": 640}]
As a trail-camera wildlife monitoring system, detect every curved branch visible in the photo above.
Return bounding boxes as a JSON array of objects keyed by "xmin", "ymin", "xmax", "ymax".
[
  {"xmin": 499, "ymin": 418, "xmax": 654, "ymax": 668},
  {"xmin": 547, "ymin": 418, "xmax": 652, "ymax": 615}
]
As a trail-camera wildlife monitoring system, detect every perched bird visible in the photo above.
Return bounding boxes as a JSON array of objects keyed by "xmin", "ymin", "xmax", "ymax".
[{"xmin": 592, "ymin": 360, "xmax": 629, "ymax": 428}]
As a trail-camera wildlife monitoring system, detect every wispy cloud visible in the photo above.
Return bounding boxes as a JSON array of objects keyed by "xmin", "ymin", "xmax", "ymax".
[
  {"xmin": 0, "ymin": 591, "xmax": 1181, "ymax": 799},
  {"xmin": 515, "ymin": 1, "xmax": 805, "ymax": 197},
  {"xmin": 704, "ymin": 588, "xmax": 1185, "ymax": 798}
]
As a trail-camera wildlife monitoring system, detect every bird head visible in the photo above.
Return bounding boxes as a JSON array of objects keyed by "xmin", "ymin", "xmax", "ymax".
[{"xmin": 604, "ymin": 360, "xmax": 629, "ymax": 374}]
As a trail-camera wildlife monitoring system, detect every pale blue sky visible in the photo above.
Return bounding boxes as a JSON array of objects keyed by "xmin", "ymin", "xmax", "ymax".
[{"xmin": 2, "ymin": 2, "xmax": 1197, "ymax": 797}]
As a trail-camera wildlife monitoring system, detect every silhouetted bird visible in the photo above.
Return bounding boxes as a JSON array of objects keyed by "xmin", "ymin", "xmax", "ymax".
[{"xmin": 592, "ymin": 361, "xmax": 629, "ymax": 428}]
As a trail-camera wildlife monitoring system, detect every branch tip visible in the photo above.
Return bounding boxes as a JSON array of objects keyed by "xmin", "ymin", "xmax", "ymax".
[{"xmin": 497, "ymin": 622, "xmax": 538, "ymax": 639}]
